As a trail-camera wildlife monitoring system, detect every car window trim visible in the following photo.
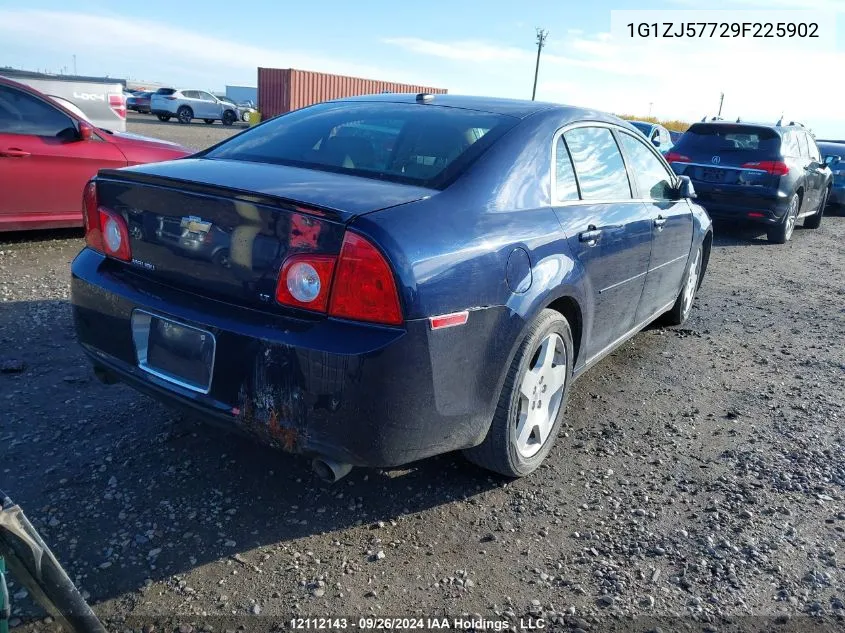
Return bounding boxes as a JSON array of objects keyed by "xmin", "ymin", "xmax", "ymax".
[
  {"xmin": 551, "ymin": 121, "xmax": 678, "ymax": 206},
  {"xmin": 552, "ymin": 134, "xmax": 582, "ymax": 203}
]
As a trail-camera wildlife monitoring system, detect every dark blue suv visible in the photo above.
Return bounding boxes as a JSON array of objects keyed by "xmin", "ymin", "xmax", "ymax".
[{"xmin": 666, "ymin": 122, "xmax": 831, "ymax": 243}]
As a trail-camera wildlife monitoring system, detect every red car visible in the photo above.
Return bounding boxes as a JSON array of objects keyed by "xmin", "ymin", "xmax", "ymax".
[{"xmin": 0, "ymin": 77, "xmax": 190, "ymax": 232}]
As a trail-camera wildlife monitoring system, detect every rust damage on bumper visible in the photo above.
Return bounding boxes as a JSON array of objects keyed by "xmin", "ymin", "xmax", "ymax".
[{"xmin": 233, "ymin": 345, "xmax": 309, "ymax": 453}]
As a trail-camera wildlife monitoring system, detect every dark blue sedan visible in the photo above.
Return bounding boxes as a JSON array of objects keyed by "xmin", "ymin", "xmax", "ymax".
[{"xmin": 71, "ymin": 94, "xmax": 712, "ymax": 479}]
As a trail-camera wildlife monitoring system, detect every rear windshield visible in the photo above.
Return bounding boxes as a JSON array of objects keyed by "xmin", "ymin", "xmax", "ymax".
[
  {"xmin": 674, "ymin": 124, "xmax": 781, "ymax": 154},
  {"xmin": 155, "ymin": 88, "xmax": 176, "ymax": 95},
  {"xmin": 203, "ymin": 101, "xmax": 518, "ymax": 188}
]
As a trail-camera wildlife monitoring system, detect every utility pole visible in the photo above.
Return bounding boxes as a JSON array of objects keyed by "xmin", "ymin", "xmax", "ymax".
[
  {"xmin": 532, "ymin": 28, "xmax": 548, "ymax": 101},
  {"xmin": 717, "ymin": 92, "xmax": 724, "ymax": 117}
]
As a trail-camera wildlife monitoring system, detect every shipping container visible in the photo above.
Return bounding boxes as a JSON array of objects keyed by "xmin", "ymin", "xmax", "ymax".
[{"xmin": 258, "ymin": 68, "xmax": 447, "ymax": 119}]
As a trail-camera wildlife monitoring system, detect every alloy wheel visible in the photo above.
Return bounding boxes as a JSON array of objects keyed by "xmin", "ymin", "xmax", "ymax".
[{"xmin": 515, "ymin": 332, "xmax": 567, "ymax": 458}]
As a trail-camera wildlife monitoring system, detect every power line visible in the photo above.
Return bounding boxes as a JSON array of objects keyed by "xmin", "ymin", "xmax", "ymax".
[{"xmin": 532, "ymin": 28, "xmax": 548, "ymax": 101}]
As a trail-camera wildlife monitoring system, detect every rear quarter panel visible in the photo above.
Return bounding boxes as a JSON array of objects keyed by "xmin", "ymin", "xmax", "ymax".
[{"xmin": 351, "ymin": 111, "xmax": 593, "ymax": 426}]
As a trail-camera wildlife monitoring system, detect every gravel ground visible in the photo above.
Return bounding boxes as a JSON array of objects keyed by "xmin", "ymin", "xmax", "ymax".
[
  {"xmin": 1, "ymin": 117, "xmax": 844, "ymax": 632},
  {"xmin": 124, "ymin": 112, "xmax": 246, "ymax": 150}
]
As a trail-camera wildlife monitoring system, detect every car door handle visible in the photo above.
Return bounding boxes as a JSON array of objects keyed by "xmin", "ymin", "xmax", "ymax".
[
  {"xmin": 579, "ymin": 227, "xmax": 602, "ymax": 244},
  {"xmin": 654, "ymin": 216, "xmax": 667, "ymax": 229},
  {"xmin": 0, "ymin": 148, "xmax": 31, "ymax": 158}
]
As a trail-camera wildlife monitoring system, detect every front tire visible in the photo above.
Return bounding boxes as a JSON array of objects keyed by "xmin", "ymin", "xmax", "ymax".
[
  {"xmin": 177, "ymin": 106, "xmax": 193, "ymax": 124},
  {"xmin": 222, "ymin": 110, "xmax": 236, "ymax": 126},
  {"xmin": 768, "ymin": 193, "xmax": 799, "ymax": 243},
  {"xmin": 803, "ymin": 187, "xmax": 828, "ymax": 229},
  {"xmin": 663, "ymin": 246, "xmax": 702, "ymax": 326},
  {"xmin": 463, "ymin": 309, "xmax": 573, "ymax": 477}
]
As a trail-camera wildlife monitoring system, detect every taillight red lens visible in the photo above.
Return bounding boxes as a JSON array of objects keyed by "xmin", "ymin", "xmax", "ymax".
[
  {"xmin": 108, "ymin": 94, "xmax": 126, "ymax": 119},
  {"xmin": 274, "ymin": 232, "xmax": 403, "ymax": 326},
  {"xmin": 329, "ymin": 232, "xmax": 402, "ymax": 326},
  {"xmin": 83, "ymin": 181, "xmax": 104, "ymax": 253},
  {"xmin": 98, "ymin": 208, "xmax": 132, "ymax": 261},
  {"xmin": 275, "ymin": 255, "xmax": 336, "ymax": 312},
  {"xmin": 664, "ymin": 152, "xmax": 691, "ymax": 163},
  {"xmin": 741, "ymin": 160, "xmax": 789, "ymax": 176}
]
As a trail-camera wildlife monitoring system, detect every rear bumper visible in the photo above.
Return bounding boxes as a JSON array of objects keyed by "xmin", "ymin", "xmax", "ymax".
[
  {"xmin": 71, "ymin": 249, "xmax": 505, "ymax": 468},
  {"xmin": 691, "ymin": 183, "xmax": 789, "ymax": 224}
]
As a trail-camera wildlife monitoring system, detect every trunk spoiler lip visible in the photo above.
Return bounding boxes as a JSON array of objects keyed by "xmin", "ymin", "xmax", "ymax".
[{"xmin": 94, "ymin": 168, "xmax": 387, "ymax": 223}]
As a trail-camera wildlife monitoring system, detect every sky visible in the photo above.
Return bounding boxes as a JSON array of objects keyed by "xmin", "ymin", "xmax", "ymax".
[{"xmin": 1, "ymin": 0, "xmax": 844, "ymax": 135}]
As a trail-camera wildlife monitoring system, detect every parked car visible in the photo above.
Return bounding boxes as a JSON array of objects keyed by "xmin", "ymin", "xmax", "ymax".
[
  {"xmin": 629, "ymin": 121, "xmax": 674, "ymax": 153},
  {"xmin": 151, "ymin": 88, "xmax": 239, "ymax": 125},
  {"xmin": 818, "ymin": 141, "xmax": 845, "ymax": 212},
  {"xmin": 71, "ymin": 94, "xmax": 711, "ymax": 480},
  {"xmin": 668, "ymin": 129, "xmax": 683, "ymax": 144},
  {"xmin": 0, "ymin": 69, "xmax": 127, "ymax": 132},
  {"xmin": 666, "ymin": 121, "xmax": 831, "ymax": 243},
  {"xmin": 127, "ymin": 91, "xmax": 152, "ymax": 114},
  {"xmin": 0, "ymin": 76, "xmax": 191, "ymax": 232}
]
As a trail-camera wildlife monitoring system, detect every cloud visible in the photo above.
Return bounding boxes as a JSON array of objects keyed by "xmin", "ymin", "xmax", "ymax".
[
  {"xmin": 382, "ymin": 37, "xmax": 531, "ymax": 63},
  {"xmin": 0, "ymin": 9, "xmax": 434, "ymax": 87}
]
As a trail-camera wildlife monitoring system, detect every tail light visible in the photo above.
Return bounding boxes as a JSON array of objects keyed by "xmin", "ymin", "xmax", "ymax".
[
  {"xmin": 82, "ymin": 180, "xmax": 132, "ymax": 261},
  {"xmin": 275, "ymin": 232, "xmax": 403, "ymax": 326},
  {"xmin": 741, "ymin": 160, "xmax": 789, "ymax": 176},
  {"xmin": 275, "ymin": 256, "xmax": 336, "ymax": 312},
  {"xmin": 664, "ymin": 152, "xmax": 691, "ymax": 163},
  {"xmin": 108, "ymin": 94, "xmax": 126, "ymax": 119},
  {"xmin": 83, "ymin": 181, "xmax": 103, "ymax": 253}
]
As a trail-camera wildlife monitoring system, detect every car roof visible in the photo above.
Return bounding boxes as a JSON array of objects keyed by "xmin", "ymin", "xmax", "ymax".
[{"xmin": 330, "ymin": 93, "xmax": 624, "ymax": 123}]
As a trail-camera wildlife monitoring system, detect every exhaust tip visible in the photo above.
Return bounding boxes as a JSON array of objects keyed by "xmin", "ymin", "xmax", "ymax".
[{"xmin": 312, "ymin": 457, "xmax": 353, "ymax": 483}]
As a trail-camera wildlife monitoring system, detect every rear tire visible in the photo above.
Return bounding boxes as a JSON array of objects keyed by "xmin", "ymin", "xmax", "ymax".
[
  {"xmin": 768, "ymin": 193, "xmax": 799, "ymax": 244},
  {"xmin": 663, "ymin": 245, "xmax": 702, "ymax": 326},
  {"xmin": 463, "ymin": 309, "xmax": 573, "ymax": 477},
  {"xmin": 204, "ymin": 119, "xmax": 215, "ymax": 125},
  {"xmin": 804, "ymin": 188, "xmax": 828, "ymax": 229},
  {"xmin": 177, "ymin": 106, "xmax": 193, "ymax": 124},
  {"xmin": 156, "ymin": 114, "xmax": 171, "ymax": 122}
]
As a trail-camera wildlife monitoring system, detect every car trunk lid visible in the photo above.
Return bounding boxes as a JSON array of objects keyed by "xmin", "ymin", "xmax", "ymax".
[{"xmin": 94, "ymin": 160, "xmax": 433, "ymax": 313}]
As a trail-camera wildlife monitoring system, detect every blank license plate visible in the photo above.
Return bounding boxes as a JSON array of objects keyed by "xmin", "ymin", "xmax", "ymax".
[{"xmin": 131, "ymin": 311, "xmax": 215, "ymax": 394}]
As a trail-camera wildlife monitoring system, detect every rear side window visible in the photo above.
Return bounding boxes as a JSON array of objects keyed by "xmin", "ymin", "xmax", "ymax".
[
  {"xmin": 155, "ymin": 88, "xmax": 176, "ymax": 95},
  {"xmin": 618, "ymin": 133, "xmax": 675, "ymax": 200},
  {"xmin": 205, "ymin": 102, "xmax": 518, "ymax": 188},
  {"xmin": 554, "ymin": 139, "xmax": 579, "ymax": 201},
  {"xmin": 674, "ymin": 124, "xmax": 781, "ymax": 155},
  {"xmin": 806, "ymin": 135, "xmax": 820, "ymax": 161},
  {"xmin": 782, "ymin": 131, "xmax": 801, "ymax": 158},
  {"xmin": 0, "ymin": 85, "xmax": 75, "ymax": 137},
  {"xmin": 563, "ymin": 127, "xmax": 632, "ymax": 200}
]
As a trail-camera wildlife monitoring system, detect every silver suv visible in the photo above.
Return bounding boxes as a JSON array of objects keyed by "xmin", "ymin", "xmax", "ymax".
[{"xmin": 150, "ymin": 88, "xmax": 239, "ymax": 125}]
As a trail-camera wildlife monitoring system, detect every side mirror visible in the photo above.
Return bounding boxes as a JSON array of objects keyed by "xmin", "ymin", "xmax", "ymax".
[
  {"xmin": 677, "ymin": 175, "xmax": 696, "ymax": 199},
  {"xmin": 78, "ymin": 121, "xmax": 94, "ymax": 141}
]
